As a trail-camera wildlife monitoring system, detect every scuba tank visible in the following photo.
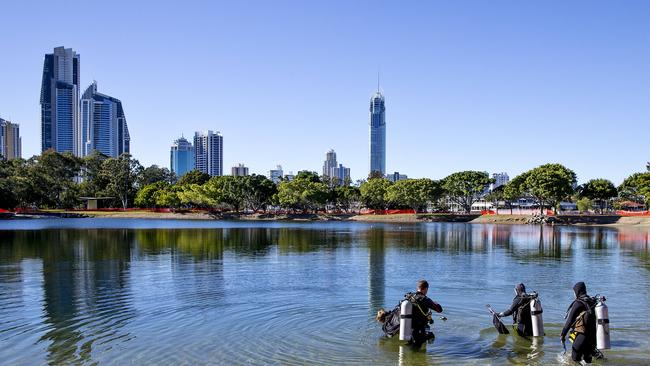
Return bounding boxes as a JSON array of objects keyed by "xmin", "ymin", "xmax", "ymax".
[
  {"xmin": 529, "ymin": 292, "xmax": 544, "ymax": 337},
  {"xmin": 399, "ymin": 300, "xmax": 413, "ymax": 341},
  {"xmin": 595, "ymin": 295, "xmax": 610, "ymax": 350}
]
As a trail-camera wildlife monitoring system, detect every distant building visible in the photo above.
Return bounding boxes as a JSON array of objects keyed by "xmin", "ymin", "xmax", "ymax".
[
  {"xmin": 330, "ymin": 164, "xmax": 351, "ymax": 184},
  {"xmin": 0, "ymin": 118, "xmax": 21, "ymax": 159},
  {"xmin": 194, "ymin": 130, "xmax": 223, "ymax": 176},
  {"xmin": 231, "ymin": 163, "xmax": 249, "ymax": 176},
  {"xmin": 491, "ymin": 172, "xmax": 510, "ymax": 190},
  {"xmin": 387, "ymin": 171, "xmax": 407, "ymax": 183},
  {"xmin": 369, "ymin": 89, "xmax": 386, "ymax": 175},
  {"xmin": 270, "ymin": 165, "xmax": 283, "ymax": 184},
  {"xmin": 80, "ymin": 82, "xmax": 130, "ymax": 157},
  {"xmin": 322, "ymin": 149, "xmax": 338, "ymax": 178},
  {"xmin": 284, "ymin": 172, "xmax": 295, "ymax": 181},
  {"xmin": 170, "ymin": 136, "xmax": 195, "ymax": 177},
  {"xmin": 40, "ymin": 46, "xmax": 80, "ymax": 154}
]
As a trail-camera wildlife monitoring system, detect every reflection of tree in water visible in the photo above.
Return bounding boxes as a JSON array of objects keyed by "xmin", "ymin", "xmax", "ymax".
[
  {"xmin": 617, "ymin": 229, "xmax": 650, "ymax": 271},
  {"xmin": 367, "ymin": 228, "xmax": 386, "ymax": 312},
  {"xmin": 3, "ymin": 229, "xmax": 138, "ymax": 365}
]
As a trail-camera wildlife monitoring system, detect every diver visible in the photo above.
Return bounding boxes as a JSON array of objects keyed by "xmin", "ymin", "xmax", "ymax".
[
  {"xmin": 405, "ymin": 280, "xmax": 443, "ymax": 349},
  {"xmin": 497, "ymin": 283, "xmax": 533, "ymax": 337},
  {"xmin": 561, "ymin": 282, "xmax": 598, "ymax": 364}
]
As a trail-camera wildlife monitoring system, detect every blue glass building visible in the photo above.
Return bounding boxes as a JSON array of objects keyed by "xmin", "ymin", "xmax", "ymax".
[
  {"xmin": 40, "ymin": 47, "xmax": 80, "ymax": 154},
  {"xmin": 80, "ymin": 82, "xmax": 130, "ymax": 157},
  {"xmin": 170, "ymin": 136, "xmax": 195, "ymax": 177},
  {"xmin": 369, "ymin": 90, "xmax": 386, "ymax": 175}
]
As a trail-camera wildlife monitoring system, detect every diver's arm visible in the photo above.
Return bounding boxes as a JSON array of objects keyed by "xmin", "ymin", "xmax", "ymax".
[
  {"xmin": 424, "ymin": 297, "xmax": 443, "ymax": 313},
  {"xmin": 500, "ymin": 297, "xmax": 519, "ymax": 317},
  {"xmin": 561, "ymin": 302, "xmax": 580, "ymax": 337}
]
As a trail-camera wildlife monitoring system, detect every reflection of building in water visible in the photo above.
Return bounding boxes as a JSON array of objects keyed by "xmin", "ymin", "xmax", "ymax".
[
  {"xmin": 367, "ymin": 228, "xmax": 386, "ymax": 311},
  {"xmin": 38, "ymin": 230, "xmax": 135, "ymax": 364}
]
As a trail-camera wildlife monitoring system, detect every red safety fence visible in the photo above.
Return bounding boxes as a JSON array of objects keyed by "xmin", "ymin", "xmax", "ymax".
[
  {"xmin": 616, "ymin": 210, "xmax": 650, "ymax": 216},
  {"xmin": 481, "ymin": 210, "xmax": 496, "ymax": 215},
  {"xmin": 360, "ymin": 209, "xmax": 416, "ymax": 215}
]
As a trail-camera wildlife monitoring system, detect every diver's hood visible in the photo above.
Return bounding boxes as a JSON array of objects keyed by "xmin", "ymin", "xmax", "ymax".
[
  {"xmin": 515, "ymin": 283, "xmax": 526, "ymax": 296},
  {"xmin": 573, "ymin": 282, "xmax": 587, "ymax": 298}
]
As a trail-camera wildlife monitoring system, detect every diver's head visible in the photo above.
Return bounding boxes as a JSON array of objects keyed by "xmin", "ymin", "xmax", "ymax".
[
  {"xmin": 515, "ymin": 283, "xmax": 526, "ymax": 296},
  {"xmin": 573, "ymin": 282, "xmax": 587, "ymax": 299},
  {"xmin": 417, "ymin": 279, "xmax": 429, "ymax": 296},
  {"xmin": 376, "ymin": 308, "xmax": 387, "ymax": 323}
]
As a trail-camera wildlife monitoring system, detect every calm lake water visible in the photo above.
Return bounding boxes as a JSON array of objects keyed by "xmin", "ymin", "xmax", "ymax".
[{"xmin": 1, "ymin": 219, "xmax": 649, "ymax": 365}]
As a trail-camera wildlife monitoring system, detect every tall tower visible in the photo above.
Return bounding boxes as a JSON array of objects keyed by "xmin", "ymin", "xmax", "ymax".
[
  {"xmin": 322, "ymin": 149, "xmax": 338, "ymax": 178},
  {"xmin": 194, "ymin": 130, "xmax": 223, "ymax": 176},
  {"xmin": 170, "ymin": 136, "xmax": 195, "ymax": 177},
  {"xmin": 0, "ymin": 118, "xmax": 21, "ymax": 159},
  {"xmin": 40, "ymin": 46, "xmax": 80, "ymax": 155},
  {"xmin": 80, "ymin": 82, "xmax": 130, "ymax": 157},
  {"xmin": 369, "ymin": 86, "xmax": 386, "ymax": 176}
]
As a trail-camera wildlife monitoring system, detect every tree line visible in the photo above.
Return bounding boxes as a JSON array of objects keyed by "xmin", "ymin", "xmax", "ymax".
[{"xmin": 1, "ymin": 151, "xmax": 649, "ymax": 214}]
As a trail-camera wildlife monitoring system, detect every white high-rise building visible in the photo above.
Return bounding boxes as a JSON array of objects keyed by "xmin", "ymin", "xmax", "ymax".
[
  {"xmin": 0, "ymin": 118, "xmax": 21, "ymax": 159},
  {"xmin": 491, "ymin": 172, "xmax": 510, "ymax": 190},
  {"xmin": 194, "ymin": 130, "xmax": 223, "ymax": 176},
  {"xmin": 322, "ymin": 149, "xmax": 337, "ymax": 178},
  {"xmin": 231, "ymin": 164, "xmax": 249, "ymax": 176},
  {"xmin": 270, "ymin": 165, "xmax": 283, "ymax": 184},
  {"xmin": 79, "ymin": 82, "xmax": 130, "ymax": 157}
]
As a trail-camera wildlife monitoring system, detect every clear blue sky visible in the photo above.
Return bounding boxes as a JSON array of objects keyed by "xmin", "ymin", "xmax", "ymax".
[{"xmin": 1, "ymin": 0, "xmax": 648, "ymax": 184}]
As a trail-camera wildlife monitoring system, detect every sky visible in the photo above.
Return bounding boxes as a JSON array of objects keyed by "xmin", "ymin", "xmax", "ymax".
[{"xmin": 1, "ymin": 0, "xmax": 648, "ymax": 184}]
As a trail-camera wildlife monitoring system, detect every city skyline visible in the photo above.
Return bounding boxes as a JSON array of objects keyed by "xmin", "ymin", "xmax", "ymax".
[{"xmin": 2, "ymin": 1, "xmax": 649, "ymax": 184}]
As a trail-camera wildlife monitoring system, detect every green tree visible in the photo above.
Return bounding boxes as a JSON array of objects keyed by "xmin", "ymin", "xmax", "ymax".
[
  {"xmin": 135, "ymin": 181, "xmax": 168, "ymax": 208},
  {"xmin": 28, "ymin": 150, "xmax": 82, "ymax": 208},
  {"xmin": 619, "ymin": 172, "xmax": 650, "ymax": 209},
  {"xmin": 441, "ymin": 171, "xmax": 493, "ymax": 213},
  {"xmin": 177, "ymin": 170, "xmax": 210, "ymax": 186},
  {"xmin": 155, "ymin": 186, "xmax": 181, "ymax": 209},
  {"xmin": 100, "ymin": 153, "xmax": 144, "ymax": 209},
  {"xmin": 576, "ymin": 197, "xmax": 593, "ymax": 213},
  {"xmin": 523, "ymin": 163, "xmax": 577, "ymax": 214},
  {"xmin": 277, "ymin": 176, "xmax": 328, "ymax": 213},
  {"xmin": 334, "ymin": 185, "xmax": 361, "ymax": 213},
  {"xmin": 578, "ymin": 179, "xmax": 617, "ymax": 213},
  {"xmin": 484, "ymin": 185, "xmax": 505, "ymax": 214},
  {"xmin": 0, "ymin": 158, "xmax": 18, "ymax": 209},
  {"xmin": 242, "ymin": 174, "xmax": 277, "ymax": 212},
  {"xmin": 360, "ymin": 178, "xmax": 391, "ymax": 212},
  {"xmin": 504, "ymin": 172, "xmax": 529, "ymax": 214},
  {"xmin": 139, "ymin": 165, "xmax": 176, "ymax": 186},
  {"xmin": 386, "ymin": 178, "xmax": 443, "ymax": 213},
  {"xmin": 79, "ymin": 151, "xmax": 109, "ymax": 198}
]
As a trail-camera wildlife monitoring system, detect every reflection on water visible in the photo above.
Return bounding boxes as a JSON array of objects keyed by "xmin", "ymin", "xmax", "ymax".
[{"xmin": 0, "ymin": 220, "xmax": 649, "ymax": 365}]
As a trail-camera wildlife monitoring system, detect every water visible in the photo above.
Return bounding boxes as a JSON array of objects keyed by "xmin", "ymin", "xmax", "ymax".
[{"xmin": 1, "ymin": 219, "xmax": 649, "ymax": 365}]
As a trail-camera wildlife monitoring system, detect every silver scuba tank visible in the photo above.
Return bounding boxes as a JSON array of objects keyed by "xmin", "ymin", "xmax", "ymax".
[
  {"xmin": 595, "ymin": 296, "xmax": 611, "ymax": 350},
  {"xmin": 529, "ymin": 292, "xmax": 544, "ymax": 337},
  {"xmin": 399, "ymin": 300, "xmax": 413, "ymax": 341}
]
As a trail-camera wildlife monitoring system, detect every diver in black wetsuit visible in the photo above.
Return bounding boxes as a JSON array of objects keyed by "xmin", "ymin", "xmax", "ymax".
[
  {"xmin": 498, "ymin": 283, "xmax": 533, "ymax": 337},
  {"xmin": 561, "ymin": 282, "xmax": 597, "ymax": 363},
  {"xmin": 407, "ymin": 280, "xmax": 443, "ymax": 349}
]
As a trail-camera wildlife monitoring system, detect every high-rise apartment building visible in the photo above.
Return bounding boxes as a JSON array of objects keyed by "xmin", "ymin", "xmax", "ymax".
[
  {"xmin": 330, "ymin": 164, "xmax": 351, "ymax": 184},
  {"xmin": 322, "ymin": 149, "xmax": 338, "ymax": 178},
  {"xmin": 369, "ymin": 89, "xmax": 386, "ymax": 175},
  {"xmin": 270, "ymin": 165, "xmax": 283, "ymax": 184},
  {"xmin": 40, "ymin": 46, "xmax": 80, "ymax": 154},
  {"xmin": 170, "ymin": 136, "xmax": 195, "ymax": 177},
  {"xmin": 231, "ymin": 164, "xmax": 249, "ymax": 176},
  {"xmin": 491, "ymin": 172, "xmax": 510, "ymax": 190},
  {"xmin": 0, "ymin": 118, "xmax": 21, "ymax": 159},
  {"xmin": 194, "ymin": 130, "xmax": 223, "ymax": 176},
  {"xmin": 80, "ymin": 82, "xmax": 130, "ymax": 157},
  {"xmin": 387, "ymin": 172, "xmax": 407, "ymax": 183}
]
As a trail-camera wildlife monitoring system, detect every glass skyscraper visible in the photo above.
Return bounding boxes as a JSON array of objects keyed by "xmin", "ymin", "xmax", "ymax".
[
  {"xmin": 40, "ymin": 46, "xmax": 80, "ymax": 154},
  {"xmin": 194, "ymin": 130, "xmax": 223, "ymax": 176},
  {"xmin": 80, "ymin": 82, "xmax": 130, "ymax": 157},
  {"xmin": 170, "ymin": 136, "xmax": 195, "ymax": 177},
  {"xmin": 369, "ymin": 90, "xmax": 386, "ymax": 175}
]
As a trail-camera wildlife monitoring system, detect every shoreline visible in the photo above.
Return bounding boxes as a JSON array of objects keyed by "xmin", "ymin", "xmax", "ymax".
[{"xmin": 7, "ymin": 211, "xmax": 650, "ymax": 227}]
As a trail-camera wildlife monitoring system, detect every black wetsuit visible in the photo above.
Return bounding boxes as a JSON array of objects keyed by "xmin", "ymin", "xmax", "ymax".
[
  {"xmin": 561, "ymin": 282, "xmax": 597, "ymax": 363},
  {"xmin": 501, "ymin": 283, "xmax": 533, "ymax": 337},
  {"xmin": 407, "ymin": 292, "xmax": 443, "ymax": 348}
]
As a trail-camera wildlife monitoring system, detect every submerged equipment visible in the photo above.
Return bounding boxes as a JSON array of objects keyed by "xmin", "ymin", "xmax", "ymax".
[
  {"xmin": 399, "ymin": 300, "xmax": 413, "ymax": 341},
  {"xmin": 529, "ymin": 292, "xmax": 544, "ymax": 337},
  {"xmin": 595, "ymin": 295, "xmax": 611, "ymax": 350}
]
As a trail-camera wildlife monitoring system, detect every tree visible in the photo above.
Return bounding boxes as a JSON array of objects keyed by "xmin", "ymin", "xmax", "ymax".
[
  {"xmin": 484, "ymin": 185, "xmax": 505, "ymax": 214},
  {"xmin": 135, "ymin": 181, "xmax": 168, "ymax": 208},
  {"xmin": 576, "ymin": 198, "xmax": 593, "ymax": 213},
  {"xmin": 334, "ymin": 185, "xmax": 361, "ymax": 213},
  {"xmin": 619, "ymin": 172, "xmax": 650, "ymax": 209},
  {"xmin": 79, "ymin": 151, "xmax": 109, "ymax": 198},
  {"xmin": 0, "ymin": 158, "xmax": 17, "ymax": 209},
  {"xmin": 577, "ymin": 179, "xmax": 617, "ymax": 213},
  {"xmin": 177, "ymin": 170, "xmax": 210, "ymax": 186},
  {"xmin": 385, "ymin": 178, "xmax": 443, "ymax": 213},
  {"xmin": 441, "ymin": 171, "xmax": 492, "ymax": 213},
  {"xmin": 368, "ymin": 171, "xmax": 385, "ymax": 180},
  {"xmin": 139, "ymin": 165, "xmax": 176, "ymax": 186},
  {"xmin": 242, "ymin": 174, "xmax": 277, "ymax": 212},
  {"xmin": 523, "ymin": 164, "xmax": 577, "ymax": 214},
  {"xmin": 155, "ymin": 186, "xmax": 181, "ymax": 209},
  {"xmin": 360, "ymin": 178, "xmax": 391, "ymax": 212},
  {"xmin": 100, "ymin": 153, "xmax": 143, "ymax": 209},
  {"xmin": 27, "ymin": 150, "xmax": 82, "ymax": 208},
  {"xmin": 277, "ymin": 175, "xmax": 328, "ymax": 213}
]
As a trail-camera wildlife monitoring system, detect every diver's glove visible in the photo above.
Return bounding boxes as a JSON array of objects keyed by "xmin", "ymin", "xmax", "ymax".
[
  {"xmin": 497, "ymin": 312, "xmax": 505, "ymax": 317},
  {"xmin": 560, "ymin": 335, "xmax": 566, "ymax": 343}
]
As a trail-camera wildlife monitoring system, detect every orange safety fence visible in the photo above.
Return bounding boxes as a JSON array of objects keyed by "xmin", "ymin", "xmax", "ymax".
[
  {"xmin": 616, "ymin": 210, "xmax": 650, "ymax": 216},
  {"xmin": 360, "ymin": 209, "xmax": 416, "ymax": 215}
]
